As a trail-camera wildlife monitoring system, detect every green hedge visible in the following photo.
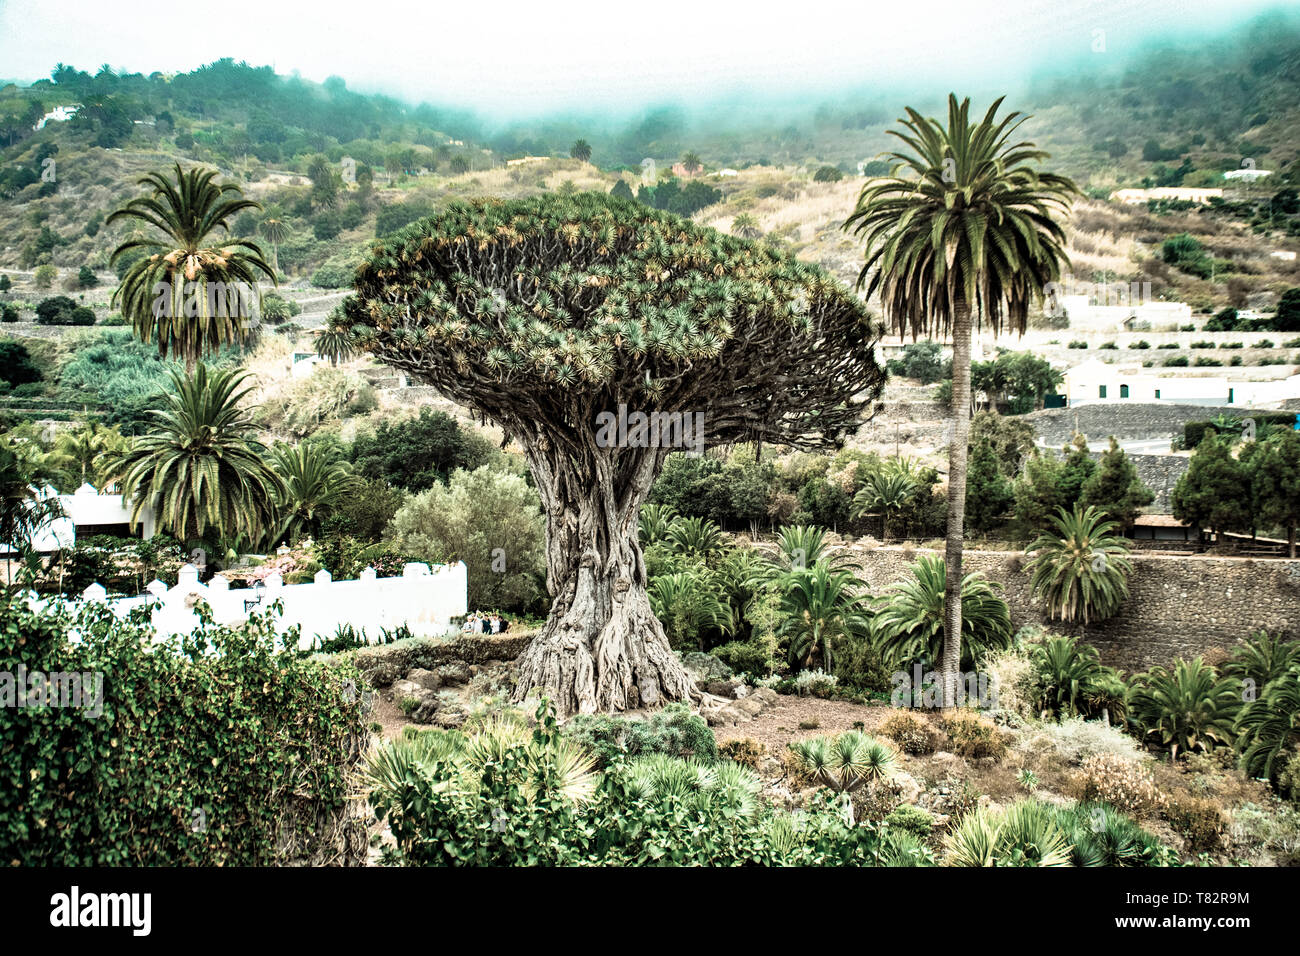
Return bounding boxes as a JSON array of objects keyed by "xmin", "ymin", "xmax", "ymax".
[{"xmin": 0, "ymin": 595, "xmax": 367, "ymax": 865}]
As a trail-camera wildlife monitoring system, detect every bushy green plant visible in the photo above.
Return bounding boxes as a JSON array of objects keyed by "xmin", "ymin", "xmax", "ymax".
[
  {"xmin": 0, "ymin": 592, "xmax": 366, "ymax": 865},
  {"xmin": 943, "ymin": 801, "xmax": 1072, "ymax": 867},
  {"xmin": 1129, "ymin": 658, "xmax": 1242, "ymax": 761},
  {"xmin": 1052, "ymin": 803, "xmax": 1172, "ymax": 867},
  {"xmin": 563, "ymin": 702, "xmax": 717, "ymax": 768},
  {"xmin": 371, "ymin": 700, "xmax": 922, "ymax": 866}
]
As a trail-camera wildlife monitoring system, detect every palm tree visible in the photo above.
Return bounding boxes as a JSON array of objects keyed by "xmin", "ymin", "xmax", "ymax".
[
  {"xmin": 731, "ymin": 213, "xmax": 762, "ymax": 239},
  {"xmin": 49, "ymin": 421, "xmax": 125, "ymax": 490},
  {"xmin": 648, "ymin": 571, "xmax": 732, "ymax": 650},
  {"xmin": 680, "ymin": 151, "xmax": 702, "ymax": 176},
  {"xmin": 1236, "ymin": 664, "xmax": 1300, "ymax": 783},
  {"xmin": 844, "ymin": 95, "xmax": 1078, "ymax": 705},
  {"xmin": 1129, "ymin": 658, "xmax": 1242, "ymax": 762},
  {"xmin": 115, "ymin": 364, "xmax": 284, "ymax": 544},
  {"xmin": 638, "ymin": 503, "xmax": 678, "ymax": 547},
  {"xmin": 313, "ymin": 325, "xmax": 355, "ymax": 366},
  {"xmin": 569, "ymin": 139, "xmax": 592, "ymax": 163},
  {"xmin": 270, "ymin": 442, "xmax": 361, "ymax": 546},
  {"xmin": 1024, "ymin": 504, "xmax": 1133, "ymax": 625},
  {"xmin": 665, "ymin": 515, "xmax": 726, "ymax": 556},
  {"xmin": 853, "ymin": 466, "xmax": 918, "ymax": 541},
  {"xmin": 109, "ymin": 163, "xmax": 275, "ymax": 373},
  {"xmin": 872, "ymin": 554, "xmax": 1012, "ymax": 672},
  {"xmin": 0, "ymin": 445, "xmax": 64, "ymax": 583},
  {"xmin": 258, "ymin": 214, "xmax": 289, "ymax": 278},
  {"xmin": 775, "ymin": 561, "xmax": 872, "ymax": 672}
]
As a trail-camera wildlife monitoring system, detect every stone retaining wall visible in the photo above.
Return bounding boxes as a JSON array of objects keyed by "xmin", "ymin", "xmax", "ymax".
[
  {"xmin": 852, "ymin": 545, "xmax": 1300, "ymax": 673},
  {"xmin": 352, "ymin": 630, "xmax": 536, "ymax": 687}
]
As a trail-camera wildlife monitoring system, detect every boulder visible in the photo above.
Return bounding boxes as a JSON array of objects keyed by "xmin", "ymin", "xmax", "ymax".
[
  {"xmin": 705, "ymin": 678, "xmax": 747, "ymax": 699},
  {"xmin": 391, "ymin": 679, "xmax": 423, "ymax": 700},
  {"xmin": 410, "ymin": 695, "xmax": 441, "ymax": 724},
  {"xmin": 681, "ymin": 651, "xmax": 731, "ymax": 684},
  {"xmin": 891, "ymin": 771, "xmax": 922, "ymax": 806},
  {"xmin": 406, "ymin": 668, "xmax": 443, "ymax": 691},
  {"xmin": 438, "ymin": 662, "xmax": 472, "ymax": 686}
]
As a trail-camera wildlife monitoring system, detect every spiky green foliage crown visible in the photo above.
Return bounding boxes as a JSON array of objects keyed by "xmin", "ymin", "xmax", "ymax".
[{"xmin": 342, "ymin": 193, "xmax": 884, "ymax": 450}]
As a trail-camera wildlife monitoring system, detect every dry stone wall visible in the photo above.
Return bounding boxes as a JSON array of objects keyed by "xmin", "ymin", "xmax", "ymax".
[{"xmin": 852, "ymin": 544, "xmax": 1300, "ymax": 673}]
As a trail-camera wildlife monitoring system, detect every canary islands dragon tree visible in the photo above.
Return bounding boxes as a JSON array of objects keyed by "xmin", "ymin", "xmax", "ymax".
[{"xmin": 341, "ymin": 193, "xmax": 885, "ymax": 714}]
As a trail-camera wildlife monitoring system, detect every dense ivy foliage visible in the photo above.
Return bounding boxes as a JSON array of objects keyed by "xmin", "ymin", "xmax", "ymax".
[{"xmin": 0, "ymin": 593, "xmax": 367, "ymax": 865}]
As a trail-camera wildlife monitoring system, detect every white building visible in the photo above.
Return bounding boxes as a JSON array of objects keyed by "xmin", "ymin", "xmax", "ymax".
[
  {"xmin": 1062, "ymin": 359, "xmax": 1229, "ymax": 406},
  {"xmin": 1, "ymin": 483, "xmax": 156, "ymax": 556},
  {"xmin": 290, "ymin": 350, "xmax": 325, "ymax": 379},
  {"xmin": 1228, "ymin": 374, "xmax": 1300, "ymax": 408},
  {"xmin": 1110, "ymin": 187, "xmax": 1223, "ymax": 205}
]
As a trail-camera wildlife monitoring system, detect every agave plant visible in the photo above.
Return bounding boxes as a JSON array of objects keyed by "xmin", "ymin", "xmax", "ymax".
[
  {"xmin": 1053, "ymin": 803, "xmax": 1168, "ymax": 867},
  {"xmin": 871, "ymin": 554, "xmax": 1012, "ymax": 670},
  {"xmin": 944, "ymin": 801, "xmax": 1073, "ymax": 867},
  {"xmin": 1025, "ymin": 504, "xmax": 1133, "ymax": 625},
  {"xmin": 625, "ymin": 752, "xmax": 762, "ymax": 818},
  {"xmin": 1129, "ymin": 658, "xmax": 1243, "ymax": 761},
  {"xmin": 367, "ymin": 711, "xmax": 598, "ymax": 807}
]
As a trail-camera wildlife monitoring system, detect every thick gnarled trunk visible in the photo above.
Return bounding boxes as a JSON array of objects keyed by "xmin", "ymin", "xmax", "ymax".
[
  {"xmin": 941, "ymin": 302, "xmax": 973, "ymax": 709},
  {"xmin": 512, "ymin": 442, "xmax": 697, "ymax": 716}
]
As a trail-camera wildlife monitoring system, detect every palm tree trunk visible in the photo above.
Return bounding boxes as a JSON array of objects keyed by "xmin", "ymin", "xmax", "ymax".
[{"xmin": 941, "ymin": 301, "xmax": 973, "ymax": 709}]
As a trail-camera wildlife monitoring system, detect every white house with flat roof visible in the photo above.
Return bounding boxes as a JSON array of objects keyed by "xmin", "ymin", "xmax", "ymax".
[
  {"xmin": 0, "ymin": 483, "xmax": 156, "ymax": 556},
  {"xmin": 1063, "ymin": 359, "xmax": 1229, "ymax": 406}
]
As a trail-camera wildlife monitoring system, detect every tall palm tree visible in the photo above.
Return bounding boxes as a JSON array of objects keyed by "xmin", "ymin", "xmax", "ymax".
[
  {"xmin": 109, "ymin": 163, "xmax": 275, "ymax": 373},
  {"xmin": 731, "ymin": 213, "xmax": 762, "ymax": 239},
  {"xmin": 115, "ymin": 364, "xmax": 284, "ymax": 544},
  {"xmin": 49, "ymin": 421, "xmax": 125, "ymax": 490},
  {"xmin": 844, "ymin": 95, "xmax": 1078, "ymax": 705},
  {"xmin": 270, "ymin": 442, "xmax": 361, "ymax": 545},
  {"xmin": 258, "ymin": 214, "xmax": 289, "ymax": 278},
  {"xmin": 1024, "ymin": 504, "xmax": 1133, "ymax": 625},
  {"xmin": 680, "ymin": 151, "xmax": 702, "ymax": 176}
]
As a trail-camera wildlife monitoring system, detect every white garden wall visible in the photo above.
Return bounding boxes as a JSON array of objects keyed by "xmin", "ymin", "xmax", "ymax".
[{"xmin": 51, "ymin": 561, "xmax": 468, "ymax": 650}]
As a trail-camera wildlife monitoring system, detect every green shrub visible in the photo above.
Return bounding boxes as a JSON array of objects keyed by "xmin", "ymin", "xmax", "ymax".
[
  {"xmin": 943, "ymin": 711, "xmax": 1006, "ymax": 760},
  {"xmin": 1163, "ymin": 355, "xmax": 1189, "ymax": 366},
  {"xmin": 1128, "ymin": 340, "xmax": 1150, "ymax": 349},
  {"xmin": 0, "ymin": 593, "xmax": 366, "ymax": 865},
  {"xmin": 370, "ymin": 701, "xmax": 918, "ymax": 866},
  {"xmin": 563, "ymin": 702, "xmax": 717, "ymax": 767},
  {"xmin": 310, "ymin": 264, "xmax": 355, "ymax": 288},
  {"xmin": 1067, "ymin": 340, "xmax": 1088, "ymax": 349},
  {"xmin": 879, "ymin": 710, "xmax": 943, "ymax": 755},
  {"xmin": 1157, "ymin": 342, "xmax": 1180, "ymax": 348},
  {"xmin": 711, "ymin": 640, "xmax": 770, "ymax": 677},
  {"xmin": 1099, "ymin": 341, "xmax": 1118, "ymax": 349},
  {"xmin": 885, "ymin": 804, "xmax": 935, "ymax": 839}
]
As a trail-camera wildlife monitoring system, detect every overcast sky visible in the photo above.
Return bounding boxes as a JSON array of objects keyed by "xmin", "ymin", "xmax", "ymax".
[{"xmin": 0, "ymin": 0, "xmax": 1291, "ymax": 118}]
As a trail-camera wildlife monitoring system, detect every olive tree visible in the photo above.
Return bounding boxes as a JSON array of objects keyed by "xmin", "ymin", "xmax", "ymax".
[{"xmin": 342, "ymin": 193, "xmax": 884, "ymax": 714}]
